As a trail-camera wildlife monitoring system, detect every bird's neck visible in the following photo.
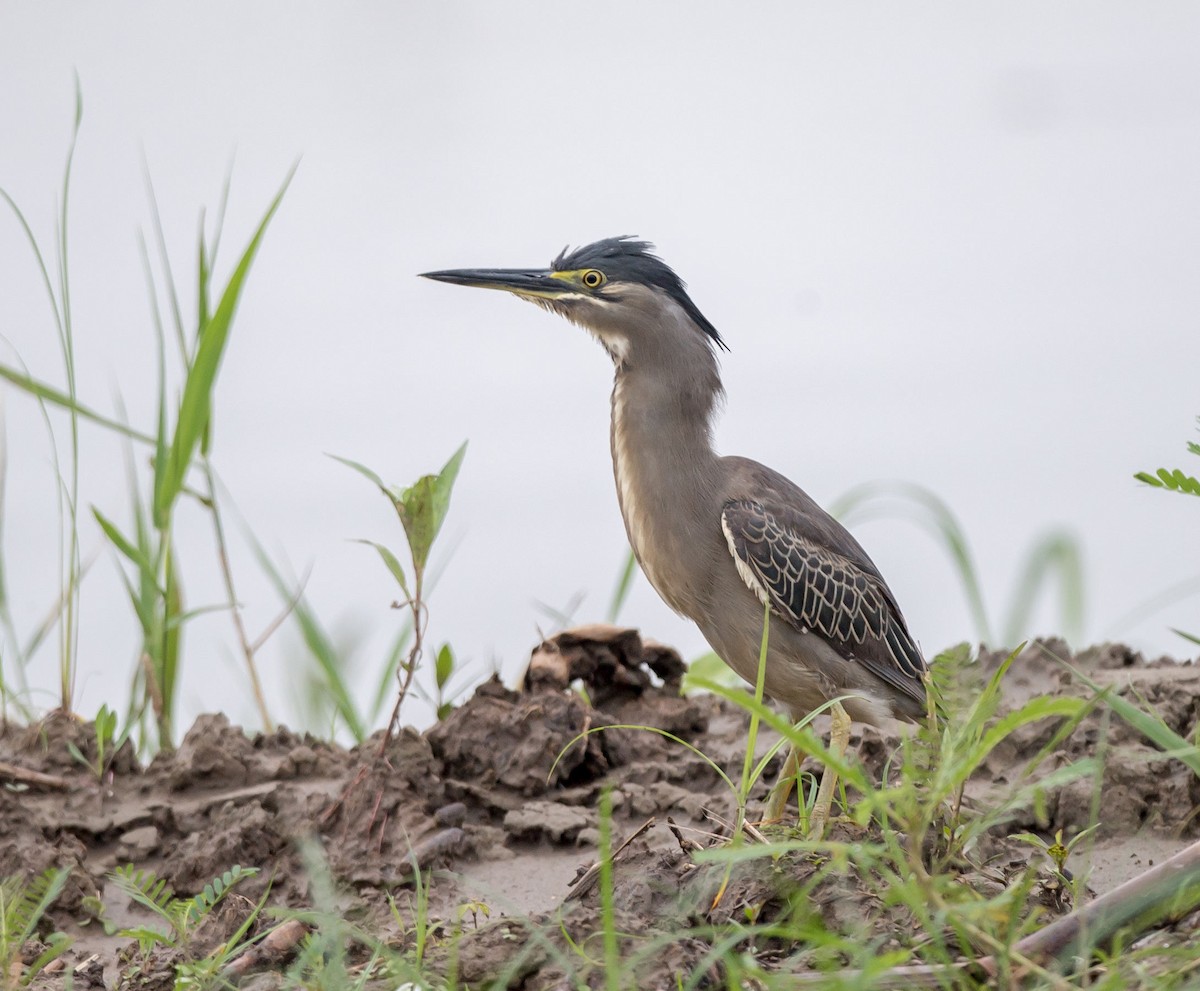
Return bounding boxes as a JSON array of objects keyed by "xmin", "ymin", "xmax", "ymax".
[{"xmin": 609, "ymin": 342, "xmax": 723, "ymax": 615}]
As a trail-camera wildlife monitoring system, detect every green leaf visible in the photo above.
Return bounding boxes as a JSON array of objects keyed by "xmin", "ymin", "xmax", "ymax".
[
  {"xmin": 92, "ymin": 507, "xmax": 158, "ymax": 582},
  {"xmin": 328, "ymin": 453, "xmax": 393, "ymax": 498},
  {"xmin": 398, "ymin": 441, "xmax": 467, "ymax": 576},
  {"xmin": 96, "ymin": 704, "xmax": 118, "ymax": 746},
  {"xmin": 0, "ymin": 364, "xmax": 153, "ymax": 443},
  {"xmin": 109, "ymin": 865, "xmax": 176, "ymax": 923},
  {"xmin": 1009, "ymin": 831, "xmax": 1050, "ymax": 853},
  {"xmin": 353, "ymin": 539, "xmax": 409, "ymax": 597},
  {"xmin": 198, "ymin": 229, "xmax": 211, "ymax": 335},
  {"xmin": 681, "ymin": 651, "xmax": 743, "ymax": 694},
  {"xmin": 1135, "ymin": 467, "xmax": 1200, "ymax": 496},
  {"xmin": 155, "ymin": 167, "xmax": 295, "ymax": 526},
  {"xmin": 435, "ymin": 643, "xmax": 454, "ymax": 689}
]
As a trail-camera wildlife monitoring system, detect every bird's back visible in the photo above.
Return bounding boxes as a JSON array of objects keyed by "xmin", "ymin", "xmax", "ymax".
[{"xmin": 712, "ymin": 456, "xmax": 928, "ymax": 722}]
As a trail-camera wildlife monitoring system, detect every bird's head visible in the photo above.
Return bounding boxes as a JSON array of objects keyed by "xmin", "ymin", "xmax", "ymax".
[{"xmin": 421, "ymin": 236, "xmax": 726, "ymax": 364}]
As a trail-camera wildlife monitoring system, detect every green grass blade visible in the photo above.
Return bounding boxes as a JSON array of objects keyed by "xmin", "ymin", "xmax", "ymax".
[
  {"xmin": 1000, "ymin": 529, "xmax": 1085, "ymax": 646},
  {"xmin": 197, "ymin": 228, "xmax": 211, "ymax": 334},
  {"xmin": 250, "ymin": 536, "xmax": 366, "ymax": 742},
  {"xmin": 157, "ymin": 167, "xmax": 295, "ymax": 524},
  {"xmin": 0, "ymin": 189, "xmax": 63, "ymax": 332},
  {"xmin": 606, "ymin": 549, "xmax": 638, "ymax": 623},
  {"xmin": 1062, "ymin": 657, "xmax": 1200, "ymax": 776},
  {"xmin": 1172, "ymin": 628, "xmax": 1200, "ymax": 649},
  {"xmin": 158, "ymin": 545, "xmax": 182, "ymax": 746},
  {"xmin": 547, "ymin": 722, "xmax": 735, "ymax": 797},
  {"xmin": 142, "ymin": 165, "xmax": 187, "ymax": 359},
  {"xmin": 0, "ymin": 364, "xmax": 153, "ymax": 443},
  {"xmin": 0, "ymin": 404, "xmax": 17, "ymax": 687},
  {"xmin": 830, "ymin": 480, "xmax": 994, "ymax": 644},
  {"xmin": 92, "ymin": 507, "xmax": 157, "ymax": 581},
  {"xmin": 370, "ymin": 621, "xmax": 414, "ymax": 726}
]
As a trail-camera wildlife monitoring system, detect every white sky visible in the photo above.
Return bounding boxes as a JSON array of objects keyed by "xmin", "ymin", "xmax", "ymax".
[{"xmin": 2, "ymin": 3, "xmax": 1198, "ymax": 737}]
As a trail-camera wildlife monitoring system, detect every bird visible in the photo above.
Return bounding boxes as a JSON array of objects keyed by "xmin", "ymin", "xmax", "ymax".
[{"xmin": 421, "ymin": 237, "xmax": 928, "ymax": 833}]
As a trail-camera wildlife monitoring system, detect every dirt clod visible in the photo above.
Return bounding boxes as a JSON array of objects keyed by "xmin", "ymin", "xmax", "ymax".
[{"xmin": 2, "ymin": 634, "xmax": 1198, "ymax": 987}]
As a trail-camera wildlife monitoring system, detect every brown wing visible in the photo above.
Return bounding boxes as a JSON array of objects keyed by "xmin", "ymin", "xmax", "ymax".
[{"xmin": 721, "ymin": 496, "xmax": 926, "ymax": 707}]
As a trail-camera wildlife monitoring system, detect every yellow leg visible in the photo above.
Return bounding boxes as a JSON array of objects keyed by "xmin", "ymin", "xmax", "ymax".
[
  {"xmin": 807, "ymin": 702, "xmax": 852, "ymax": 839},
  {"xmin": 765, "ymin": 745, "xmax": 801, "ymax": 822}
]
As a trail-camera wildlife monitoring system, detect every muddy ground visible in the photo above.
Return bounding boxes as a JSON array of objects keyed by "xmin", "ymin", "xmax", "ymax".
[{"xmin": 2, "ymin": 632, "xmax": 1199, "ymax": 989}]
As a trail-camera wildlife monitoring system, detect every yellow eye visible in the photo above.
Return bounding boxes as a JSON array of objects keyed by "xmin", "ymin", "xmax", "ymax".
[{"xmin": 581, "ymin": 269, "xmax": 605, "ymax": 289}]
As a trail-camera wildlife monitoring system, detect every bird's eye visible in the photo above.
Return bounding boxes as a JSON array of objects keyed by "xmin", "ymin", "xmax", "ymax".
[{"xmin": 582, "ymin": 269, "xmax": 605, "ymax": 289}]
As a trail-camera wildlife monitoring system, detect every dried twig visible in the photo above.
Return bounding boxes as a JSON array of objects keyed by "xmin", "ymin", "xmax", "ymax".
[
  {"xmin": 566, "ymin": 817, "xmax": 656, "ymax": 901},
  {"xmin": 222, "ymin": 919, "xmax": 309, "ymax": 979},
  {"xmin": 0, "ymin": 760, "xmax": 69, "ymax": 790},
  {"xmin": 667, "ymin": 816, "xmax": 703, "ymax": 854},
  {"xmin": 787, "ymin": 836, "xmax": 1200, "ymax": 988}
]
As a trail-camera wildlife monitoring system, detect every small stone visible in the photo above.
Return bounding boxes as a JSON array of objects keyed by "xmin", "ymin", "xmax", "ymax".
[
  {"xmin": 117, "ymin": 825, "xmax": 159, "ymax": 858},
  {"xmin": 503, "ymin": 801, "xmax": 590, "ymax": 843}
]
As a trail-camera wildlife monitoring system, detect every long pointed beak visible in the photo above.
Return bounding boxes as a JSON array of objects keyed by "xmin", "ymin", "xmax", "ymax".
[{"xmin": 419, "ymin": 267, "xmax": 567, "ymax": 300}]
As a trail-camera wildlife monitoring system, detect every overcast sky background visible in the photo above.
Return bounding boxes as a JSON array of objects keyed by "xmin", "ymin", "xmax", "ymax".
[{"xmin": 2, "ymin": 4, "xmax": 1198, "ymax": 737}]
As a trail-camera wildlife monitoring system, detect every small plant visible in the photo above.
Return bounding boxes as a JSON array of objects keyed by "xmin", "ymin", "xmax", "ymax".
[
  {"xmin": 1, "ymin": 105, "xmax": 293, "ymax": 751},
  {"xmin": 91, "ymin": 171, "xmax": 292, "ymax": 751},
  {"xmin": 0, "ymin": 867, "xmax": 71, "ymax": 990},
  {"xmin": 455, "ymin": 898, "xmax": 491, "ymax": 931},
  {"xmin": 1011, "ymin": 824, "xmax": 1101, "ymax": 879},
  {"xmin": 430, "ymin": 642, "xmax": 462, "ymax": 722},
  {"xmin": 283, "ymin": 841, "xmax": 440, "ymax": 991},
  {"xmin": 332, "ymin": 442, "xmax": 466, "ymax": 746},
  {"xmin": 0, "ymin": 86, "xmax": 86, "ymax": 715},
  {"xmin": 108, "ymin": 863, "xmax": 258, "ymax": 954},
  {"xmin": 65, "ymin": 703, "xmax": 125, "ymax": 779}
]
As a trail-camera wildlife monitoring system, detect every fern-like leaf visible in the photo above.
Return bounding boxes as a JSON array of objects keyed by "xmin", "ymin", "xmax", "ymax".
[
  {"xmin": 0, "ymin": 868, "xmax": 71, "ymax": 981},
  {"xmin": 184, "ymin": 865, "xmax": 258, "ymax": 928},
  {"xmin": 108, "ymin": 864, "xmax": 177, "ymax": 923},
  {"xmin": 1, "ymin": 868, "xmax": 70, "ymax": 949},
  {"xmin": 1135, "ymin": 467, "xmax": 1200, "ymax": 496}
]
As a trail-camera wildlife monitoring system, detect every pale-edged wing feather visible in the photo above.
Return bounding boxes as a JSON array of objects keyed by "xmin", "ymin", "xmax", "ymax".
[{"xmin": 721, "ymin": 494, "xmax": 926, "ymax": 707}]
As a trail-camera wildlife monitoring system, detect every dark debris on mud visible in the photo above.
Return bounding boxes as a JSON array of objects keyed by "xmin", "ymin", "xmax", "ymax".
[{"xmin": 2, "ymin": 631, "xmax": 1199, "ymax": 989}]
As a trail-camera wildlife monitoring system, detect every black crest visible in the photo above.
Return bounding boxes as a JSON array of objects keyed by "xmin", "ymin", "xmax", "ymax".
[{"xmin": 553, "ymin": 237, "xmax": 727, "ymax": 351}]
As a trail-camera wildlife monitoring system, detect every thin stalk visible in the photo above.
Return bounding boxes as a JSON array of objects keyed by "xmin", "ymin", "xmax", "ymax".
[
  {"xmin": 598, "ymin": 788, "xmax": 620, "ymax": 991},
  {"xmin": 153, "ymin": 536, "xmax": 172, "ymax": 746},
  {"xmin": 709, "ymin": 599, "xmax": 772, "ymax": 912},
  {"xmin": 53, "ymin": 84, "xmax": 84, "ymax": 711},
  {"xmin": 378, "ymin": 569, "xmax": 425, "ymax": 754},
  {"xmin": 737, "ymin": 598, "xmax": 772, "ymax": 822},
  {"xmin": 201, "ymin": 459, "xmax": 272, "ymax": 731}
]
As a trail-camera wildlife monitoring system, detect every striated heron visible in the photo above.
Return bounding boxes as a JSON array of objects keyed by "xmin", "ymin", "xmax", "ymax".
[{"xmin": 422, "ymin": 237, "xmax": 928, "ymax": 833}]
